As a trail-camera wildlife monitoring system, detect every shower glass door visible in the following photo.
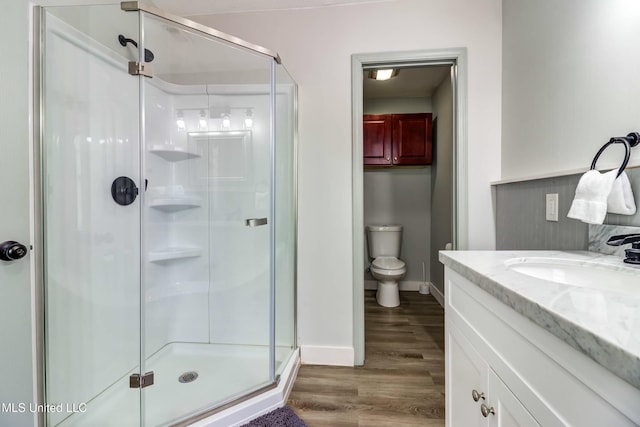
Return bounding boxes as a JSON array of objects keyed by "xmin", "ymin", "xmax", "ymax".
[
  {"xmin": 42, "ymin": 4, "xmax": 288, "ymax": 426},
  {"xmin": 41, "ymin": 5, "xmax": 142, "ymax": 426},
  {"xmin": 138, "ymin": 11, "xmax": 274, "ymax": 425}
]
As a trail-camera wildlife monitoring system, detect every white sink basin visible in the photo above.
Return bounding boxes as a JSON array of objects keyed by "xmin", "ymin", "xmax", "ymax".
[{"xmin": 505, "ymin": 257, "xmax": 640, "ymax": 293}]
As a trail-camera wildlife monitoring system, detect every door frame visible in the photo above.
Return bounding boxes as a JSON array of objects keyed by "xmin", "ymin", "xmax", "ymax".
[{"xmin": 351, "ymin": 48, "xmax": 468, "ymax": 365}]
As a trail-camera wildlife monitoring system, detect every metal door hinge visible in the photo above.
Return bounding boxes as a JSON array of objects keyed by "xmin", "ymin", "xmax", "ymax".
[
  {"xmin": 128, "ymin": 61, "xmax": 153, "ymax": 77},
  {"xmin": 130, "ymin": 371, "xmax": 154, "ymax": 388},
  {"xmin": 121, "ymin": 1, "xmax": 140, "ymax": 11}
]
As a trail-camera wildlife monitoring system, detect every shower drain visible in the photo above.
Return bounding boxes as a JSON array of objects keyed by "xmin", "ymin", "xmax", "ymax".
[{"xmin": 178, "ymin": 371, "xmax": 199, "ymax": 384}]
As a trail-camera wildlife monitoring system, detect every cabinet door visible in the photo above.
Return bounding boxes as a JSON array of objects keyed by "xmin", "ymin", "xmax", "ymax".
[
  {"xmin": 363, "ymin": 114, "xmax": 392, "ymax": 165},
  {"xmin": 392, "ymin": 113, "xmax": 432, "ymax": 165},
  {"xmin": 447, "ymin": 325, "xmax": 488, "ymax": 427},
  {"xmin": 448, "ymin": 325, "xmax": 540, "ymax": 427},
  {"xmin": 488, "ymin": 369, "xmax": 540, "ymax": 427}
]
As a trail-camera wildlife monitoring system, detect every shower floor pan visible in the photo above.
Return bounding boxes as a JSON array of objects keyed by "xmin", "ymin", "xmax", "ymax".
[{"xmin": 55, "ymin": 342, "xmax": 292, "ymax": 427}]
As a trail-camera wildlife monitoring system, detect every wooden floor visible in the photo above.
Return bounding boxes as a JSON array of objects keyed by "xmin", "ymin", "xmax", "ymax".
[{"xmin": 288, "ymin": 290, "xmax": 445, "ymax": 426}]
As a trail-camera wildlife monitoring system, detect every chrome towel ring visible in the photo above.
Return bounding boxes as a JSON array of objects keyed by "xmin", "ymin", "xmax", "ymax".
[{"xmin": 590, "ymin": 132, "xmax": 640, "ymax": 178}]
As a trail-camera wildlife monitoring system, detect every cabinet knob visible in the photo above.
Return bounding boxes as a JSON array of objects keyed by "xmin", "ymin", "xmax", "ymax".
[
  {"xmin": 480, "ymin": 403, "xmax": 495, "ymax": 417},
  {"xmin": 386, "ymin": 157, "xmax": 390, "ymax": 160},
  {"xmin": 394, "ymin": 156, "xmax": 398, "ymax": 161},
  {"xmin": 471, "ymin": 389, "xmax": 485, "ymax": 402}
]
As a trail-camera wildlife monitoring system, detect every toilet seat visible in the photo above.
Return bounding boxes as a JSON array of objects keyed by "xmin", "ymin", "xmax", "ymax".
[
  {"xmin": 371, "ymin": 256, "xmax": 405, "ymax": 270},
  {"xmin": 370, "ymin": 256, "xmax": 405, "ymax": 308}
]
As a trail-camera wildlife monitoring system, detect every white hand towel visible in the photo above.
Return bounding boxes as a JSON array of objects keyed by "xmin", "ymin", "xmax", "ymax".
[
  {"xmin": 607, "ymin": 171, "xmax": 636, "ymax": 215},
  {"xmin": 567, "ymin": 169, "xmax": 618, "ymax": 224}
]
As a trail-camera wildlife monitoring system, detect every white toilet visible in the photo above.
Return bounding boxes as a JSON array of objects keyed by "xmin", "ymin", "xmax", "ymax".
[{"xmin": 367, "ymin": 225, "xmax": 406, "ymax": 307}]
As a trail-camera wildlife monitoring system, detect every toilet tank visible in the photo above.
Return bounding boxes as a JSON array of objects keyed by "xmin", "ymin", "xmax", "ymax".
[{"xmin": 367, "ymin": 225, "xmax": 403, "ymax": 258}]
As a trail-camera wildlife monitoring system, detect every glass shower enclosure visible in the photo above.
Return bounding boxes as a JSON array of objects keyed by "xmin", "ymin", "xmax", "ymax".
[{"xmin": 39, "ymin": 2, "xmax": 296, "ymax": 426}]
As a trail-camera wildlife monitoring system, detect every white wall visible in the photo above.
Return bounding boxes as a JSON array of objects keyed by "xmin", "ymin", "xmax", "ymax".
[
  {"xmin": 502, "ymin": 0, "xmax": 640, "ymax": 180},
  {"xmin": 193, "ymin": 0, "xmax": 502, "ymax": 365}
]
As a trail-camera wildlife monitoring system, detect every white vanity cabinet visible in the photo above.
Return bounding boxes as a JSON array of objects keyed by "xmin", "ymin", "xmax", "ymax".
[
  {"xmin": 448, "ymin": 322, "xmax": 539, "ymax": 427},
  {"xmin": 445, "ymin": 267, "xmax": 640, "ymax": 427}
]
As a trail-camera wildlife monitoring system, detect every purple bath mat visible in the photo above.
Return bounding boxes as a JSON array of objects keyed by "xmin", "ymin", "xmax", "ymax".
[{"xmin": 241, "ymin": 406, "xmax": 308, "ymax": 427}]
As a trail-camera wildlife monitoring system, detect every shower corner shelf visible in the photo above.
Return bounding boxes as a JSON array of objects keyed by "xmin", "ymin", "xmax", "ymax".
[
  {"xmin": 149, "ymin": 197, "xmax": 202, "ymax": 212},
  {"xmin": 149, "ymin": 247, "xmax": 202, "ymax": 263},
  {"xmin": 149, "ymin": 145, "xmax": 201, "ymax": 161}
]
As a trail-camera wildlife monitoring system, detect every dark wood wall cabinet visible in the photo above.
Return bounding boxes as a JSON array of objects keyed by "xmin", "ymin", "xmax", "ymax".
[{"xmin": 363, "ymin": 113, "xmax": 433, "ymax": 166}]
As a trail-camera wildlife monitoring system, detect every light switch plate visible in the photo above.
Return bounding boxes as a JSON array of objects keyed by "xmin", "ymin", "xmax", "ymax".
[{"xmin": 546, "ymin": 193, "xmax": 559, "ymax": 222}]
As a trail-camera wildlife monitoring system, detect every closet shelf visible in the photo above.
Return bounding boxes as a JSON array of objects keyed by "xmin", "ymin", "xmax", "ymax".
[
  {"xmin": 148, "ymin": 145, "xmax": 201, "ymax": 161},
  {"xmin": 148, "ymin": 196, "xmax": 202, "ymax": 212},
  {"xmin": 148, "ymin": 247, "xmax": 202, "ymax": 263}
]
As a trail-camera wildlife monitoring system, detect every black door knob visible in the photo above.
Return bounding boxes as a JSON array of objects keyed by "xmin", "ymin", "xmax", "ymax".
[{"xmin": 0, "ymin": 241, "xmax": 29, "ymax": 261}]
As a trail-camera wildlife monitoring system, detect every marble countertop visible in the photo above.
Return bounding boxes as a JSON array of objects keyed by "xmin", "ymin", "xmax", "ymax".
[{"xmin": 439, "ymin": 250, "xmax": 640, "ymax": 389}]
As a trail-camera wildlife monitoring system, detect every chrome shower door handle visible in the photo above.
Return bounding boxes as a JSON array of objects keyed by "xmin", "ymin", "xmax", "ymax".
[{"xmin": 245, "ymin": 218, "xmax": 268, "ymax": 227}]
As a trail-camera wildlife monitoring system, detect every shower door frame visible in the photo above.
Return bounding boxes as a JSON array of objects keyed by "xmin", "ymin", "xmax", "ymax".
[{"xmin": 33, "ymin": 2, "xmax": 297, "ymax": 426}]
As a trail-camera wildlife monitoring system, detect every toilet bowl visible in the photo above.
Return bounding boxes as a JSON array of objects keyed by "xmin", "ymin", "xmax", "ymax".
[
  {"xmin": 370, "ymin": 256, "xmax": 406, "ymax": 307},
  {"xmin": 366, "ymin": 224, "xmax": 406, "ymax": 307}
]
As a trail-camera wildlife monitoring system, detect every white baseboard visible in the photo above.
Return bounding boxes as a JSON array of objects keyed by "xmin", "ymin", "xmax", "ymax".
[
  {"xmin": 190, "ymin": 349, "xmax": 300, "ymax": 427},
  {"xmin": 364, "ymin": 279, "xmax": 424, "ymax": 291},
  {"xmin": 429, "ymin": 282, "xmax": 444, "ymax": 307},
  {"xmin": 300, "ymin": 345, "xmax": 354, "ymax": 366}
]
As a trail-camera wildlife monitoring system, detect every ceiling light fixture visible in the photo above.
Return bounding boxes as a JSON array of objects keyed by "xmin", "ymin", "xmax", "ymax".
[{"xmin": 368, "ymin": 69, "xmax": 399, "ymax": 81}]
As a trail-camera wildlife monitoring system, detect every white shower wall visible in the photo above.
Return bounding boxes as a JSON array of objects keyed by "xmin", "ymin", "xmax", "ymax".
[
  {"xmin": 144, "ymin": 87, "xmax": 210, "ymax": 355},
  {"xmin": 144, "ymin": 86, "xmax": 274, "ymax": 355}
]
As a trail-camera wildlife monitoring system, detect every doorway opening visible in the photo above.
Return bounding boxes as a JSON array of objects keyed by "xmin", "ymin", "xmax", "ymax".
[{"xmin": 351, "ymin": 50, "xmax": 468, "ymax": 365}]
